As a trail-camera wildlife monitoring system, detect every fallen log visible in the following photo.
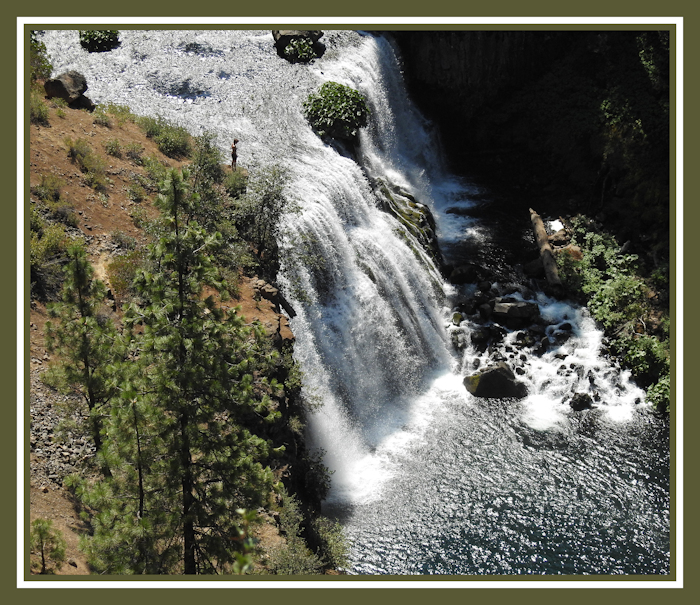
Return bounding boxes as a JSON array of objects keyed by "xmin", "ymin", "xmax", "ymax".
[{"xmin": 529, "ymin": 208, "xmax": 562, "ymax": 290}]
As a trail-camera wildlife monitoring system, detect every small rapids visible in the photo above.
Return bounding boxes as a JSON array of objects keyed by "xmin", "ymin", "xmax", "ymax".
[{"xmin": 38, "ymin": 29, "xmax": 670, "ymax": 576}]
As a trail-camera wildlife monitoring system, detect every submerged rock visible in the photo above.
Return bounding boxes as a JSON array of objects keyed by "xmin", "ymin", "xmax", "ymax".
[
  {"xmin": 569, "ymin": 392, "xmax": 594, "ymax": 411},
  {"xmin": 464, "ymin": 362, "xmax": 528, "ymax": 399}
]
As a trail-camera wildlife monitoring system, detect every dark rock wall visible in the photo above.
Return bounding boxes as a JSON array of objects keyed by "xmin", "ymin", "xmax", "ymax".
[
  {"xmin": 393, "ymin": 31, "xmax": 565, "ymax": 166},
  {"xmin": 391, "ymin": 30, "xmax": 670, "ymax": 256}
]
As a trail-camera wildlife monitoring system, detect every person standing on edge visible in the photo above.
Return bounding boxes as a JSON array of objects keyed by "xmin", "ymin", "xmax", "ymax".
[{"xmin": 231, "ymin": 139, "xmax": 239, "ymax": 169}]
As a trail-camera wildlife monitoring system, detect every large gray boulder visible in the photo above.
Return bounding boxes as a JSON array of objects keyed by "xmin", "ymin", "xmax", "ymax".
[
  {"xmin": 464, "ymin": 362, "xmax": 528, "ymax": 399},
  {"xmin": 44, "ymin": 71, "xmax": 87, "ymax": 103},
  {"xmin": 491, "ymin": 297, "xmax": 540, "ymax": 328},
  {"xmin": 44, "ymin": 71, "xmax": 95, "ymax": 110}
]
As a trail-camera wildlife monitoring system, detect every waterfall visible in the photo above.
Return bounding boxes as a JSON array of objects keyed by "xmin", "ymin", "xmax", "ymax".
[{"xmin": 39, "ymin": 29, "xmax": 669, "ymax": 575}]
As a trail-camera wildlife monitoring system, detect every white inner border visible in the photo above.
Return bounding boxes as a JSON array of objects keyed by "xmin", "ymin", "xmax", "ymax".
[{"xmin": 17, "ymin": 15, "xmax": 684, "ymax": 590}]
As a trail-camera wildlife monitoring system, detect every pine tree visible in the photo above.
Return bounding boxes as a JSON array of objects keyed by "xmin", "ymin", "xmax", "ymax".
[
  {"xmin": 79, "ymin": 169, "xmax": 282, "ymax": 574},
  {"xmin": 44, "ymin": 243, "xmax": 120, "ymax": 475},
  {"xmin": 30, "ymin": 519, "xmax": 66, "ymax": 574}
]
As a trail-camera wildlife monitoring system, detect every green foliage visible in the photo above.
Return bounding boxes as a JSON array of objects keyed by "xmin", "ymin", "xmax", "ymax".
[
  {"xmin": 30, "ymin": 519, "xmax": 66, "ymax": 574},
  {"xmin": 30, "ymin": 89, "xmax": 49, "ymax": 125},
  {"xmin": 104, "ymin": 138, "xmax": 122, "ymax": 157},
  {"xmin": 106, "ymin": 249, "xmax": 144, "ymax": 304},
  {"xmin": 125, "ymin": 142, "xmax": 144, "ymax": 164},
  {"xmin": 29, "ymin": 207, "xmax": 72, "ymax": 299},
  {"xmin": 105, "ymin": 102, "xmax": 136, "ymax": 127},
  {"xmin": 43, "ymin": 244, "xmax": 120, "ymax": 466},
  {"xmin": 79, "ymin": 30, "xmax": 120, "ymax": 53},
  {"xmin": 93, "ymin": 106, "xmax": 112, "ymax": 127},
  {"xmin": 284, "ymin": 38, "xmax": 316, "ymax": 63},
  {"xmin": 233, "ymin": 165, "xmax": 296, "ymax": 274},
  {"xmin": 190, "ymin": 131, "xmax": 225, "ymax": 186},
  {"xmin": 32, "ymin": 174, "xmax": 63, "ymax": 202},
  {"xmin": 556, "ymin": 215, "xmax": 671, "ymax": 411},
  {"xmin": 30, "ymin": 32, "xmax": 53, "ymax": 82},
  {"xmin": 137, "ymin": 115, "xmax": 192, "ymax": 158},
  {"xmin": 311, "ymin": 516, "xmax": 349, "ymax": 571},
  {"xmin": 303, "ymin": 81, "xmax": 370, "ymax": 142},
  {"xmin": 127, "ymin": 181, "xmax": 147, "ymax": 203},
  {"xmin": 646, "ymin": 373, "xmax": 671, "ymax": 413},
  {"xmin": 224, "ymin": 168, "xmax": 248, "ymax": 198},
  {"xmin": 110, "ymin": 229, "xmax": 137, "ymax": 251},
  {"xmin": 64, "ymin": 137, "xmax": 108, "ymax": 191},
  {"xmin": 141, "ymin": 153, "xmax": 169, "ymax": 185},
  {"xmin": 266, "ymin": 491, "xmax": 324, "ymax": 574},
  {"xmin": 74, "ymin": 168, "xmax": 281, "ymax": 574}
]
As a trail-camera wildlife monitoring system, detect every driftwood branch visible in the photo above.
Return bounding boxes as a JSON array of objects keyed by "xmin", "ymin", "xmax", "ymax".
[{"xmin": 529, "ymin": 208, "xmax": 562, "ymax": 289}]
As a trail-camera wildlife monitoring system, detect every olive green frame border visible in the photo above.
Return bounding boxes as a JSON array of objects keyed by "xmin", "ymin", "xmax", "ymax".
[{"xmin": 4, "ymin": 1, "xmax": 692, "ymax": 603}]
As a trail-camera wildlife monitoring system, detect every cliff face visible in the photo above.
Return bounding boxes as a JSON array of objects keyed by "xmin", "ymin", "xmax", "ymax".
[
  {"xmin": 393, "ymin": 30, "xmax": 670, "ymax": 256},
  {"xmin": 393, "ymin": 31, "xmax": 564, "ymax": 165}
]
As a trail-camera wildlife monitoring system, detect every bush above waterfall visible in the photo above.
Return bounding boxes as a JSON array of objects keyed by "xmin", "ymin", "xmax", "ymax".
[
  {"xmin": 303, "ymin": 81, "xmax": 369, "ymax": 142},
  {"xmin": 78, "ymin": 30, "xmax": 121, "ymax": 53}
]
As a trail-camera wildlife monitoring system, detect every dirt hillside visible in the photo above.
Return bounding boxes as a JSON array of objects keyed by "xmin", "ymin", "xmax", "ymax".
[{"xmin": 28, "ymin": 101, "xmax": 292, "ymax": 575}]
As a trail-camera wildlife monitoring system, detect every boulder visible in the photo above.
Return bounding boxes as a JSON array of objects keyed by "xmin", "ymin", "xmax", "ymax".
[
  {"xmin": 44, "ymin": 71, "xmax": 87, "ymax": 103},
  {"xmin": 44, "ymin": 71, "xmax": 95, "ymax": 110},
  {"xmin": 449, "ymin": 263, "xmax": 488, "ymax": 285},
  {"xmin": 570, "ymin": 392, "xmax": 594, "ymax": 411},
  {"xmin": 491, "ymin": 297, "xmax": 540, "ymax": 328},
  {"xmin": 464, "ymin": 362, "xmax": 528, "ymax": 399}
]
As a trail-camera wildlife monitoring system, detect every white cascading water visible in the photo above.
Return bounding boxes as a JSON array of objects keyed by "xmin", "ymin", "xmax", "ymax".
[{"xmin": 38, "ymin": 29, "xmax": 669, "ymax": 575}]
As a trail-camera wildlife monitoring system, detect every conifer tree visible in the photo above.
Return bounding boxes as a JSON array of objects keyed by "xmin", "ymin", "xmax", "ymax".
[
  {"xmin": 79, "ymin": 168, "xmax": 282, "ymax": 574},
  {"xmin": 44, "ymin": 243, "xmax": 120, "ymax": 474},
  {"xmin": 30, "ymin": 519, "xmax": 66, "ymax": 574}
]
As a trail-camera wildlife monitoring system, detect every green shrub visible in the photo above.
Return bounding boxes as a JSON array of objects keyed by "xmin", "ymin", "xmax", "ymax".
[
  {"xmin": 79, "ymin": 30, "xmax": 120, "ymax": 53},
  {"xmin": 104, "ymin": 138, "xmax": 122, "ymax": 157},
  {"xmin": 127, "ymin": 181, "xmax": 146, "ymax": 203},
  {"xmin": 30, "ymin": 90, "xmax": 49, "ymax": 125},
  {"xmin": 32, "ymin": 174, "xmax": 63, "ymax": 202},
  {"xmin": 93, "ymin": 106, "xmax": 112, "ymax": 127},
  {"xmin": 29, "ymin": 214, "xmax": 73, "ymax": 299},
  {"xmin": 124, "ymin": 143, "xmax": 144, "ymax": 164},
  {"xmin": 130, "ymin": 206, "xmax": 148, "ymax": 229},
  {"xmin": 646, "ymin": 373, "xmax": 670, "ymax": 413},
  {"xmin": 47, "ymin": 202, "xmax": 79, "ymax": 228},
  {"xmin": 64, "ymin": 137, "xmax": 108, "ymax": 191},
  {"xmin": 141, "ymin": 154, "xmax": 168, "ymax": 186},
  {"xmin": 311, "ymin": 516, "xmax": 349, "ymax": 570},
  {"xmin": 190, "ymin": 132, "xmax": 225, "ymax": 185},
  {"xmin": 155, "ymin": 125, "xmax": 192, "ymax": 158},
  {"xmin": 110, "ymin": 230, "xmax": 137, "ymax": 250},
  {"xmin": 284, "ymin": 38, "xmax": 316, "ymax": 63},
  {"xmin": 106, "ymin": 249, "xmax": 144, "ymax": 304},
  {"xmin": 50, "ymin": 97, "xmax": 68, "ymax": 109},
  {"xmin": 136, "ymin": 115, "xmax": 192, "ymax": 158},
  {"xmin": 105, "ymin": 103, "xmax": 136, "ymax": 127},
  {"xmin": 64, "ymin": 136, "xmax": 92, "ymax": 164},
  {"xmin": 556, "ymin": 215, "xmax": 671, "ymax": 411},
  {"xmin": 29, "ymin": 32, "xmax": 52, "ymax": 82},
  {"xmin": 30, "ymin": 519, "xmax": 66, "ymax": 574},
  {"xmin": 224, "ymin": 169, "xmax": 248, "ymax": 198},
  {"xmin": 303, "ymin": 81, "xmax": 370, "ymax": 142},
  {"xmin": 266, "ymin": 492, "xmax": 324, "ymax": 575}
]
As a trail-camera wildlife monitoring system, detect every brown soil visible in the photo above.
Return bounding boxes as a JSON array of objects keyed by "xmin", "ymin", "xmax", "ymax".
[{"xmin": 28, "ymin": 100, "xmax": 292, "ymax": 575}]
